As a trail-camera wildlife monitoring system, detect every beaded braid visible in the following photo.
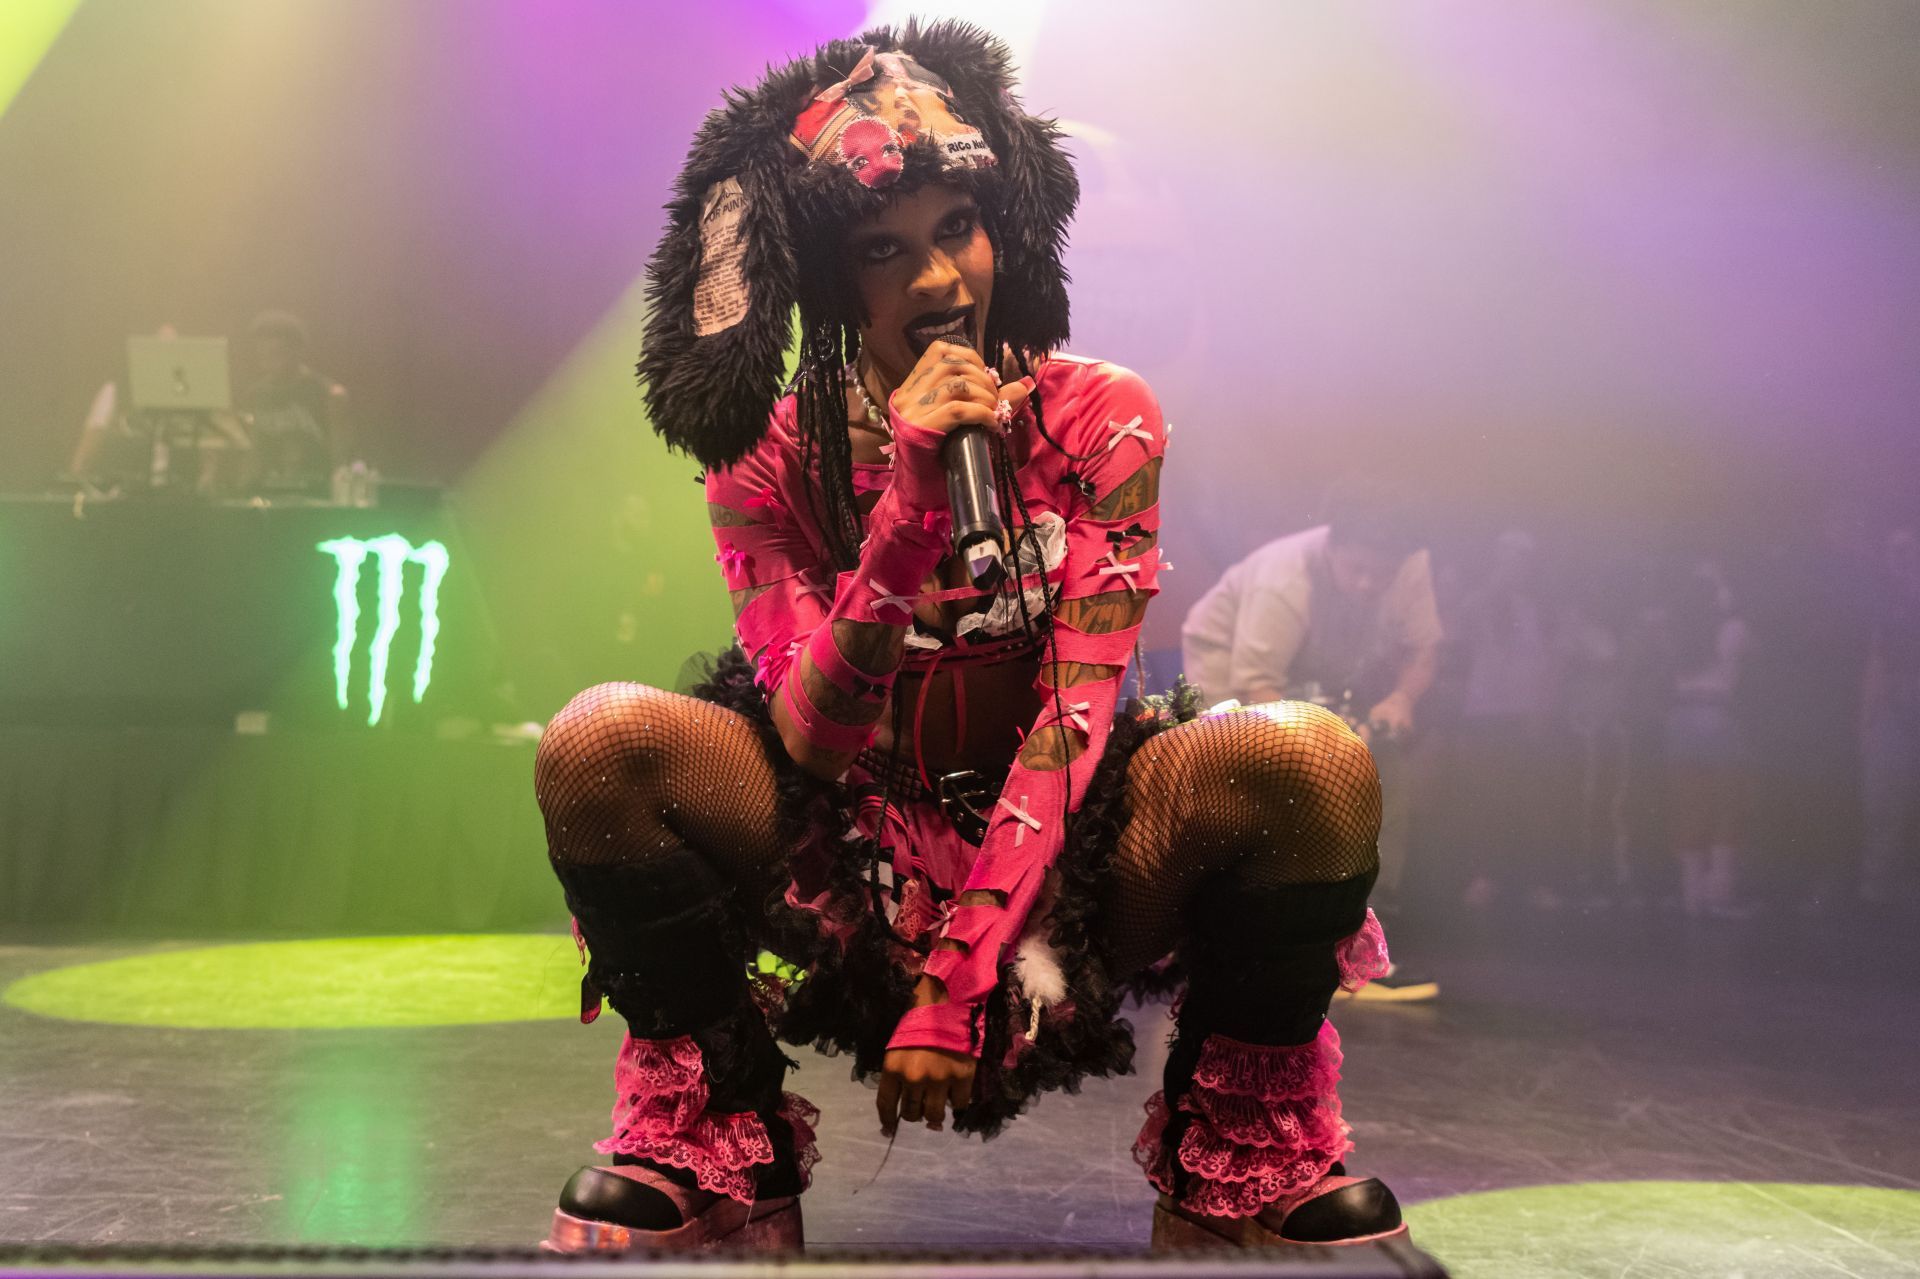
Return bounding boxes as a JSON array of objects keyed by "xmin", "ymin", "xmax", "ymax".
[{"xmin": 792, "ymin": 319, "xmax": 867, "ymax": 572}]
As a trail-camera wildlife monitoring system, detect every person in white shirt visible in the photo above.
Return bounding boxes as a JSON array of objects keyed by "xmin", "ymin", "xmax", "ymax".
[
  {"xmin": 1182, "ymin": 493, "xmax": 1442, "ymax": 741},
  {"xmin": 1181, "ymin": 487, "xmax": 1443, "ymax": 1001}
]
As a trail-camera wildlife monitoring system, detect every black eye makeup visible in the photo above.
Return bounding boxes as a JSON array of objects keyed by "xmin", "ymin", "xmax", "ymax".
[
  {"xmin": 850, "ymin": 203, "xmax": 980, "ymax": 268},
  {"xmin": 939, "ymin": 207, "xmax": 980, "ymax": 238}
]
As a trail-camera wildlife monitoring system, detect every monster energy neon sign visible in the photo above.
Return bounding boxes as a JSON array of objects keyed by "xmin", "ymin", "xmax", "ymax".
[{"xmin": 316, "ymin": 534, "xmax": 450, "ymax": 725}]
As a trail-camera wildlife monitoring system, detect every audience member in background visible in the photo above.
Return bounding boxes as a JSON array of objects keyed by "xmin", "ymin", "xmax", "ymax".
[
  {"xmin": 1615, "ymin": 562, "xmax": 1684, "ymax": 907},
  {"xmin": 236, "ymin": 310, "xmax": 354, "ymax": 497},
  {"xmin": 1859, "ymin": 525, "xmax": 1920, "ymax": 908},
  {"xmin": 1182, "ymin": 481, "xmax": 1441, "ymax": 999},
  {"xmin": 64, "ymin": 322, "xmax": 247, "ymax": 494},
  {"xmin": 1451, "ymin": 530, "xmax": 1565, "ymax": 911},
  {"xmin": 1665, "ymin": 558, "xmax": 1751, "ymax": 917},
  {"xmin": 1734, "ymin": 503, "xmax": 1875, "ymax": 912},
  {"xmin": 1555, "ymin": 571, "xmax": 1631, "ymax": 909}
]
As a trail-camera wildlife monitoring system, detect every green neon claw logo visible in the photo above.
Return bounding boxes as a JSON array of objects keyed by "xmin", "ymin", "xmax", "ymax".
[{"xmin": 316, "ymin": 534, "xmax": 450, "ymax": 725}]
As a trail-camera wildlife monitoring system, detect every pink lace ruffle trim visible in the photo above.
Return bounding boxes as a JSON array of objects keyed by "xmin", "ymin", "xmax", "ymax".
[
  {"xmin": 593, "ymin": 1033, "xmax": 820, "ymax": 1202},
  {"xmin": 1336, "ymin": 908, "xmax": 1390, "ymax": 992},
  {"xmin": 781, "ymin": 1091, "xmax": 823, "ymax": 1188},
  {"xmin": 1132, "ymin": 1023, "xmax": 1353, "ymax": 1219}
]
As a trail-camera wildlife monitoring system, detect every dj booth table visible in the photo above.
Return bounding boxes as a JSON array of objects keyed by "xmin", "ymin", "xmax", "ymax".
[
  {"xmin": 0, "ymin": 495, "xmax": 559, "ymax": 938},
  {"xmin": 0, "ymin": 493, "xmax": 499, "ymax": 727}
]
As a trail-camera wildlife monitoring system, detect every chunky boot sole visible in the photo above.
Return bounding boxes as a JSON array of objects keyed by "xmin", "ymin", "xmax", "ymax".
[
  {"xmin": 1151, "ymin": 1196, "xmax": 1410, "ymax": 1250},
  {"xmin": 542, "ymin": 1195, "xmax": 801, "ymax": 1253}
]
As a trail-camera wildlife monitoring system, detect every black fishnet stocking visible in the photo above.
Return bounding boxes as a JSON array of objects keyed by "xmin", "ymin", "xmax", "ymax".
[
  {"xmin": 1101, "ymin": 702, "xmax": 1382, "ymax": 979},
  {"xmin": 534, "ymin": 681, "xmax": 786, "ymax": 894},
  {"xmin": 536, "ymin": 686, "xmax": 1379, "ymax": 1050},
  {"xmin": 536, "ymin": 682, "xmax": 803, "ymax": 1208}
]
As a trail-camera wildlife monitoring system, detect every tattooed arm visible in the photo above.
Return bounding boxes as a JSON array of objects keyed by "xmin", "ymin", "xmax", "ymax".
[
  {"xmin": 707, "ymin": 407, "xmax": 942, "ymax": 780},
  {"xmin": 768, "ymin": 618, "xmax": 908, "ymax": 779}
]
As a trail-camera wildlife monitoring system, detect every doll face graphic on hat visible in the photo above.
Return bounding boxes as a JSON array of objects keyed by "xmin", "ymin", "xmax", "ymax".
[
  {"xmin": 836, "ymin": 116, "xmax": 905, "ymax": 188},
  {"xmin": 790, "ymin": 50, "xmax": 995, "ymax": 187}
]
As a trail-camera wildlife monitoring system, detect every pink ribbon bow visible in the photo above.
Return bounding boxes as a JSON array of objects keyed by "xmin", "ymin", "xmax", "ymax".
[
  {"xmin": 867, "ymin": 578, "xmax": 916, "ymax": 620},
  {"xmin": 744, "ymin": 486, "xmax": 786, "ymax": 519},
  {"xmin": 814, "ymin": 47, "xmax": 878, "ymax": 105},
  {"xmin": 996, "ymin": 794, "xmax": 1042, "ymax": 846},
  {"xmin": 1098, "ymin": 550, "xmax": 1142, "ymax": 593},
  {"xmin": 794, "ymin": 572, "xmax": 832, "ymax": 605},
  {"xmin": 1105, "ymin": 415, "xmax": 1152, "ymax": 451}
]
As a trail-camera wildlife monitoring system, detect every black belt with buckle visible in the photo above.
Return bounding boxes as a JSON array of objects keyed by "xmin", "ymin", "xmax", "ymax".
[{"xmin": 854, "ymin": 748, "xmax": 1006, "ymax": 847}]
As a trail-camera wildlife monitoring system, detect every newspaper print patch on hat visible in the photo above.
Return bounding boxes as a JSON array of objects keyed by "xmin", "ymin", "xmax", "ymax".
[
  {"xmin": 790, "ymin": 49, "xmax": 997, "ymax": 189},
  {"xmin": 692, "ymin": 176, "xmax": 751, "ymax": 336}
]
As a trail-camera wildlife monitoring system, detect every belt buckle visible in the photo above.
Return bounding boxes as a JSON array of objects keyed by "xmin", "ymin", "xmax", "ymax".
[{"xmin": 936, "ymin": 770, "xmax": 996, "ymax": 847}]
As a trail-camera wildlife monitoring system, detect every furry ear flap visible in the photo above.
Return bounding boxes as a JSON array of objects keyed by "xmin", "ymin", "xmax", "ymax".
[
  {"xmin": 894, "ymin": 20, "xmax": 1078, "ymax": 356},
  {"xmin": 638, "ymin": 152, "xmax": 800, "ymax": 472},
  {"xmin": 985, "ymin": 108, "xmax": 1078, "ymax": 356}
]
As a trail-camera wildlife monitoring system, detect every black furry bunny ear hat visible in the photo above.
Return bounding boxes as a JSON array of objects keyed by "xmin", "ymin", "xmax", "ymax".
[{"xmin": 638, "ymin": 20, "xmax": 1079, "ymax": 474}]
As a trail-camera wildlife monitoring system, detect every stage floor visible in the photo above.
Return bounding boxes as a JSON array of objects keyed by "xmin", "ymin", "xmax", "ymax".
[{"xmin": 2, "ymin": 907, "xmax": 1916, "ymax": 1277}]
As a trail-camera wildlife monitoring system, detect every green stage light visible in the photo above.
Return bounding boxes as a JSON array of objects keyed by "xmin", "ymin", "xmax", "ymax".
[
  {"xmin": 445, "ymin": 274, "xmax": 746, "ymax": 718},
  {"xmin": 0, "ymin": 0, "xmax": 81, "ymax": 119},
  {"xmin": 1405, "ymin": 1180, "xmax": 1920, "ymax": 1278},
  {"xmin": 1, "ymin": 935, "xmax": 585, "ymax": 1029}
]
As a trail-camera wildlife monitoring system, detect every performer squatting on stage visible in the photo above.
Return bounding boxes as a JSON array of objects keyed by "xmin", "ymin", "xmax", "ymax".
[{"xmin": 533, "ymin": 23, "xmax": 1407, "ymax": 1253}]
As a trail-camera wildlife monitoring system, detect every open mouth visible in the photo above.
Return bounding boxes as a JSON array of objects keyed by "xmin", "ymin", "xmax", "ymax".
[{"xmin": 904, "ymin": 305, "xmax": 976, "ymax": 357}]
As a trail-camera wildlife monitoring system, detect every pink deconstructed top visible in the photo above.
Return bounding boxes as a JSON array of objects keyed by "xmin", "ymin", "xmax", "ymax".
[{"xmin": 704, "ymin": 354, "xmax": 1166, "ymax": 1057}]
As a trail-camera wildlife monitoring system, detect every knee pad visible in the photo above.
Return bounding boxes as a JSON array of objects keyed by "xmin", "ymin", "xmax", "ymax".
[
  {"xmin": 555, "ymin": 849, "xmax": 746, "ymax": 1038},
  {"xmin": 1177, "ymin": 872, "xmax": 1374, "ymax": 1045}
]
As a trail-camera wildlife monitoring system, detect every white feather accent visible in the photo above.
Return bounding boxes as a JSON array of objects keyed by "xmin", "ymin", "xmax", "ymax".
[{"xmin": 1013, "ymin": 935, "xmax": 1068, "ymax": 1008}]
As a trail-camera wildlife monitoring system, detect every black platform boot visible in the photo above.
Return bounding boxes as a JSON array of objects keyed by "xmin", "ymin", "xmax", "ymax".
[
  {"xmin": 1137, "ymin": 875, "xmax": 1408, "ymax": 1249},
  {"xmin": 543, "ymin": 852, "xmax": 812, "ymax": 1253}
]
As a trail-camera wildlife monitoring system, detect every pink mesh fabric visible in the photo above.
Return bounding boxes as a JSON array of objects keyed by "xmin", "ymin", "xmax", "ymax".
[
  {"xmin": 1132, "ymin": 1023, "xmax": 1354, "ymax": 1219},
  {"xmin": 593, "ymin": 1033, "xmax": 820, "ymax": 1202},
  {"xmin": 1336, "ymin": 908, "xmax": 1391, "ymax": 993}
]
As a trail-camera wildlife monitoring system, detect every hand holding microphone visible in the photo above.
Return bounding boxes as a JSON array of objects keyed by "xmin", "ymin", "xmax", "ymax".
[{"xmin": 886, "ymin": 338, "xmax": 1033, "ymax": 587}]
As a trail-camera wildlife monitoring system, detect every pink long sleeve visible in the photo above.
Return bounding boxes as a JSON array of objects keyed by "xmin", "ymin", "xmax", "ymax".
[
  {"xmin": 706, "ymin": 399, "xmax": 948, "ymax": 748},
  {"xmin": 890, "ymin": 365, "xmax": 1167, "ymax": 1056}
]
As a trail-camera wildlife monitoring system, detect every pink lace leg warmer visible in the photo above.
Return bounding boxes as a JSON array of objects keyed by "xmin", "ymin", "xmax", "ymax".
[
  {"xmin": 1336, "ymin": 908, "xmax": 1391, "ymax": 991},
  {"xmin": 594, "ymin": 1033, "xmax": 820, "ymax": 1203},
  {"xmin": 1132, "ymin": 909, "xmax": 1388, "ymax": 1218},
  {"xmin": 1132, "ymin": 1021, "xmax": 1353, "ymax": 1219}
]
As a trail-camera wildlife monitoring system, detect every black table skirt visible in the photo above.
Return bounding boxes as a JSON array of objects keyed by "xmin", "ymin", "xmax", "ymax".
[{"xmin": 0, "ymin": 727, "xmax": 559, "ymax": 938}]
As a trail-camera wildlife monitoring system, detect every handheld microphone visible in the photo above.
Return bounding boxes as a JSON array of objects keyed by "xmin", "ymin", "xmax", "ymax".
[{"xmin": 937, "ymin": 335, "xmax": 1008, "ymax": 588}]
